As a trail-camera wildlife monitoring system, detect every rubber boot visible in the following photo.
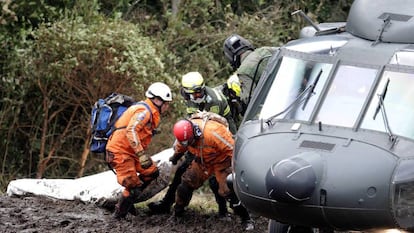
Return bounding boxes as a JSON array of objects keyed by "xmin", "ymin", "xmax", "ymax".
[
  {"xmin": 173, "ymin": 183, "xmax": 194, "ymax": 217},
  {"xmin": 208, "ymin": 176, "xmax": 228, "ymax": 217},
  {"xmin": 113, "ymin": 196, "xmax": 134, "ymax": 219},
  {"xmin": 173, "ymin": 203, "xmax": 186, "ymax": 217},
  {"xmin": 226, "ymin": 192, "xmax": 255, "ymax": 231},
  {"xmin": 128, "ymin": 205, "xmax": 138, "ymax": 216},
  {"xmin": 233, "ymin": 204, "xmax": 254, "ymax": 231},
  {"xmin": 147, "ymin": 199, "xmax": 171, "ymax": 214},
  {"xmin": 147, "ymin": 174, "xmax": 180, "ymax": 214},
  {"xmin": 148, "ymin": 157, "xmax": 191, "ymax": 214},
  {"xmin": 114, "ymin": 186, "xmax": 143, "ymax": 219}
]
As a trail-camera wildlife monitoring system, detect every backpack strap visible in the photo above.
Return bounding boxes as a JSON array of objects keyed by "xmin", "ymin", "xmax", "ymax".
[
  {"xmin": 136, "ymin": 101, "xmax": 153, "ymax": 123},
  {"xmin": 190, "ymin": 111, "xmax": 228, "ymax": 165},
  {"xmin": 114, "ymin": 101, "xmax": 153, "ymax": 131}
]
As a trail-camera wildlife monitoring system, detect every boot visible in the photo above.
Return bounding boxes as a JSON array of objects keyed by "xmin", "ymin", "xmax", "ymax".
[
  {"xmin": 242, "ymin": 218, "xmax": 255, "ymax": 231},
  {"xmin": 128, "ymin": 205, "xmax": 138, "ymax": 216},
  {"xmin": 113, "ymin": 196, "xmax": 134, "ymax": 219},
  {"xmin": 225, "ymin": 191, "xmax": 255, "ymax": 231},
  {"xmin": 173, "ymin": 204, "xmax": 185, "ymax": 217},
  {"xmin": 147, "ymin": 159, "xmax": 189, "ymax": 214},
  {"xmin": 174, "ymin": 182, "xmax": 193, "ymax": 217},
  {"xmin": 217, "ymin": 199, "xmax": 228, "ymax": 217},
  {"xmin": 147, "ymin": 200, "xmax": 171, "ymax": 214},
  {"xmin": 208, "ymin": 176, "xmax": 229, "ymax": 218}
]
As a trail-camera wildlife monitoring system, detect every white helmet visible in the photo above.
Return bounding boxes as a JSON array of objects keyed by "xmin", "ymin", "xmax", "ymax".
[{"xmin": 145, "ymin": 82, "xmax": 173, "ymax": 101}]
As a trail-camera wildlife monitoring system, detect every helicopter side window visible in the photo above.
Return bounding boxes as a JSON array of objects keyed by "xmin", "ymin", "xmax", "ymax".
[
  {"xmin": 361, "ymin": 71, "xmax": 414, "ymax": 140},
  {"xmin": 389, "ymin": 50, "xmax": 414, "ymax": 66},
  {"xmin": 256, "ymin": 56, "xmax": 332, "ymax": 121},
  {"xmin": 314, "ymin": 65, "xmax": 377, "ymax": 127}
]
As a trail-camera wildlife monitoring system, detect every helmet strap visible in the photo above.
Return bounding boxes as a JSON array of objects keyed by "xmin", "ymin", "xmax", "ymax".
[{"xmin": 150, "ymin": 97, "xmax": 163, "ymax": 112}]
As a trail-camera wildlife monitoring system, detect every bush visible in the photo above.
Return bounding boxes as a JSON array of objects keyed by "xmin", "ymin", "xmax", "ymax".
[{"xmin": 8, "ymin": 15, "xmax": 179, "ymax": 179}]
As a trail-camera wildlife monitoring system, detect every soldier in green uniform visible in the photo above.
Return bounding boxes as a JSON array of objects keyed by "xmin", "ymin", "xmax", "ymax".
[
  {"xmin": 223, "ymin": 34, "xmax": 277, "ymax": 106},
  {"xmin": 180, "ymin": 71, "xmax": 237, "ymax": 134},
  {"xmin": 215, "ymin": 73, "xmax": 244, "ymax": 127}
]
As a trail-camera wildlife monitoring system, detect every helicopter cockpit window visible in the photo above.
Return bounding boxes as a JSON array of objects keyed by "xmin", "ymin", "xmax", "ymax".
[
  {"xmin": 314, "ymin": 65, "xmax": 377, "ymax": 127},
  {"xmin": 256, "ymin": 56, "xmax": 332, "ymax": 121},
  {"xmin": 389, "ymin": 50, "xmax": 414, "ymax": 66},
  {"xmin": 361, "ymin": 70, "xmax": 414, "ymax": 139}
]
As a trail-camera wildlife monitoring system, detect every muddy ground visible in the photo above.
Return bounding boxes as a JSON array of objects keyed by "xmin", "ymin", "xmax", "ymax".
[{"xmin": 0, "ymin": 191, "xmax": 269, "ymax": 233}]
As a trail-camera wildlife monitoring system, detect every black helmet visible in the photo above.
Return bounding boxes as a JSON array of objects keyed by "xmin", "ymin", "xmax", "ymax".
[{"xmin": 223, "ymin": 34, "xmax": 255, "ymax": 69}]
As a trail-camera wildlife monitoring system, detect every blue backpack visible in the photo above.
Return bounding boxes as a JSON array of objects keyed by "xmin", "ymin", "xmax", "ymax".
[{"xmin": 89, "ymin": 93, "xmax": 151, "ymax": 153}]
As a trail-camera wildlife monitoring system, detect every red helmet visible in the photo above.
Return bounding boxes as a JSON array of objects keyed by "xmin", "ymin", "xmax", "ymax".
[{"xmin": 173, "ymin": 120, "xmax": 194, "ymax": 146}]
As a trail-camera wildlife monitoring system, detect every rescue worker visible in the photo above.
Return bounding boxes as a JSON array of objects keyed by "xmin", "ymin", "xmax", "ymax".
[
  {"xmin": 223, "ymin": 34, "xmax": 277, "ymax": 106},
  {"xmin": 180, "ymin": 71, "xmax": 237, "ymax": 134},
  {"xmin": 170, "ymin": 115, "xmax": 254, "ymax": 231},
  {"xmin": 215, "ymin": 73, "xmax": 245, "ymax": 127},
  {"xmin": 148, "ymin": 72, "xmax": 233, "ymax": 218},
  {"xmin": 106, "ymin": 82, "xmax": 173, "ymax": 219}
]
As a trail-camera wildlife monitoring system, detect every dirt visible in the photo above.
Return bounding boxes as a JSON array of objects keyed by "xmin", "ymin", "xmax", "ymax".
[{"xmin": 0, "ymin": 192, "xmax": 270, "ymax": 233}]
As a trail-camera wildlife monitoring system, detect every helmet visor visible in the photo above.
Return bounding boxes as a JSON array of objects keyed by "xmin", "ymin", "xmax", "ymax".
[{"xmin": 183, "ymin": 86, "xmax": 204, "ymax": 94}]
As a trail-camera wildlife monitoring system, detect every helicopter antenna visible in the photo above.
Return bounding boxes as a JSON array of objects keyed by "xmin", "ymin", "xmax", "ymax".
[
  {"xmin": 291, "ymin": 10, "xmax": 320, "ymax": 32},
  {"xmin": 372, "ymin": 14, "xmax": 391, "ymax": 46}
]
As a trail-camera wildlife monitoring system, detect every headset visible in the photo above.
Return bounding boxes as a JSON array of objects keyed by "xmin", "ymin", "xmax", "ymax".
[{"xmin": 192, "ymin": 122, "xmax": 202, "ymax": 138}]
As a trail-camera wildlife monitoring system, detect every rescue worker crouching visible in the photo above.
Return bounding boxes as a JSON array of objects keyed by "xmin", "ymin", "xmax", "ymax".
[
  {"xmin": 106, "ymin": 82, "xmax": 173, "ymax": 219},
  {"xmin": 169, "ymin": 117, "xmax": 255, "ymax": 231},
  {"xmin": 148, "ymin": 71, "xmax": 236, "ymax": 218}
]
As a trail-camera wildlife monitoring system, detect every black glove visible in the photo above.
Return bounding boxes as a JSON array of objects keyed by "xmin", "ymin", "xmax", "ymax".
[{"xmin": 169, "ymin": 152, "xmax": 184, "ymax": 165}]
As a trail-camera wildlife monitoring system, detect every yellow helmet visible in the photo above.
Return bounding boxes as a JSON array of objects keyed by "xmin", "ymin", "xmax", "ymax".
[
  {"xmin": 181, "ymin": 72, "xmax": 205, "ymax": 93},
  {"xmin": 227, "ymin": 73, "xmax": 242, "ymax": 97}
]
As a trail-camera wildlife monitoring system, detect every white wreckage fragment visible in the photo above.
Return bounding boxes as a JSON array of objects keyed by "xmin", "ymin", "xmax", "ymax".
[{"xmin": 6, "ymin": 148, "xmax": 174, "ymax": 207}]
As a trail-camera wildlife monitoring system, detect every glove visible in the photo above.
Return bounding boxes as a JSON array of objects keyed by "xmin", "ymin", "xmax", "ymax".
[
  {"xmin": 169, "ymin": 152, "xmax": 184, "ymax": 165},
  {"xmin": 136, "ymin": 151, "xmax": 152, "ymax": 169}
]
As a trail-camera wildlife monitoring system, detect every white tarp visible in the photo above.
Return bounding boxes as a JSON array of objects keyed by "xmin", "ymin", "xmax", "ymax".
[{"xmin": 6, "ymin": 148, "xmax": 174, "ymax": 206}]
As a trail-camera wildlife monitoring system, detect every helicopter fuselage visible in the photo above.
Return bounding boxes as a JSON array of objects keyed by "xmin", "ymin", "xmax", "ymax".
[{"xmin": 232, "ymin": 0, "xmax": 414, "ymax": 231}]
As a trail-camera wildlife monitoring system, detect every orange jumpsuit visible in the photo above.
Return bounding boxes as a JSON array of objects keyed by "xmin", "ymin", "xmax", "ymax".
[
  {"xmin": 173, "ymin": 118, "xmax": 234, "ymax": 206},
  {"xmin": 106, "ymin": 99, "xmax": 160, "ymax": 198}
]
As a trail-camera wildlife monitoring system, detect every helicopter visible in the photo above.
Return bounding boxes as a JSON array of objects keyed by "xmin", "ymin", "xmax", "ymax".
[{"xmin": 231, "ymin": 0, "xmax": 414, "ymax": 232}]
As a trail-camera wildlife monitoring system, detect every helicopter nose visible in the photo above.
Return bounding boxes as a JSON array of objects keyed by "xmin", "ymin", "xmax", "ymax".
[{"xmin": 265, "ymin": 156, "xmax": 317, "ymax": 203}]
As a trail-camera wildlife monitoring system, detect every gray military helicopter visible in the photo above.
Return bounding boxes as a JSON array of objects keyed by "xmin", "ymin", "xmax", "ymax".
[{"xmin": 231, "ymin": 0, "xmax": 414, "ymax": 232}]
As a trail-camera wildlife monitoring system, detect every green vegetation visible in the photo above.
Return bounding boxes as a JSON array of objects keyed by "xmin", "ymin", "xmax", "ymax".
[{"xmin": 0, "ymin": 0, "xmax": 352, "ymax": 192}]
